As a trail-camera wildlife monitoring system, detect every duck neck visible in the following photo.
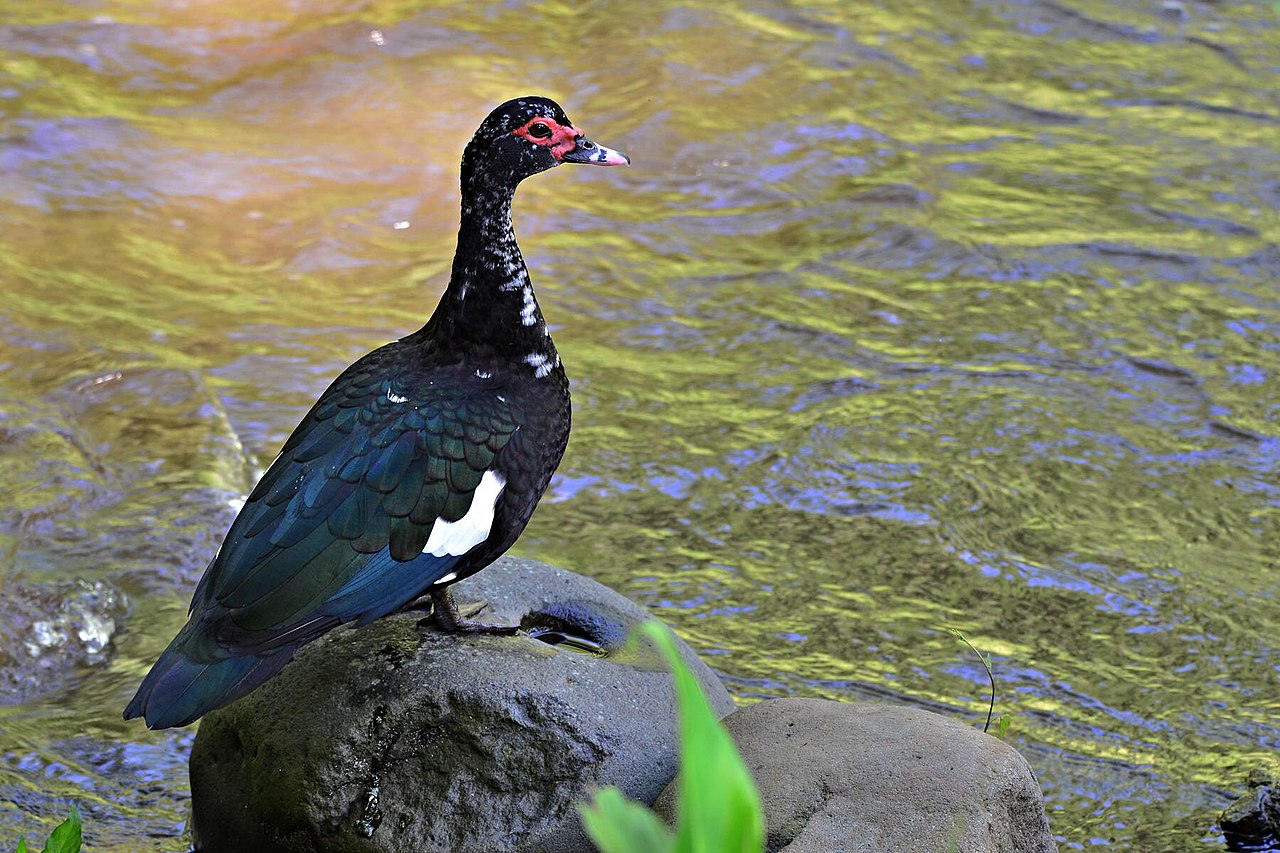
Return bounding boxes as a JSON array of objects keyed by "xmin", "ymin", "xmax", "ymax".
[{"xmin": 423, "ymin": 173, "xmax": 560, "ymax": 373}]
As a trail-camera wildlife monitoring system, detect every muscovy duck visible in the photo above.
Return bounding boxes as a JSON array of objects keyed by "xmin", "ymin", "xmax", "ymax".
[{"xmin": 124, "ymin": 96, "xmax": 628, "ymax": 729}]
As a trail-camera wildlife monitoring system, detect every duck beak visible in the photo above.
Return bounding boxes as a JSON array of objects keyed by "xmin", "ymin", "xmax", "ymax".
[{"xmin": 561, "ymin": 134, "xmax": 630, "ymax": 166}]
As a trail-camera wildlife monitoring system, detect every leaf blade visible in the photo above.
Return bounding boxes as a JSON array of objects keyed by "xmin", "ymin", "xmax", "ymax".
[
  {"xmin": 41, "ymin": 808, "xmax": 81, "ymax": 853},
  {"xmin": 640, "ymin": 622, "xmax": 764, "ymax": 853},
  {"xmin": 579, "ymin": 786, "xmax": 674, "ymax": 853}
]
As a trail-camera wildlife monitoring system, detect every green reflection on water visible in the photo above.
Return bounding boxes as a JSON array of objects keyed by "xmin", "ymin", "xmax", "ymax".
[{"xmin": 1, "ymin": 0, "xmax": 1278, "ymax": 849}]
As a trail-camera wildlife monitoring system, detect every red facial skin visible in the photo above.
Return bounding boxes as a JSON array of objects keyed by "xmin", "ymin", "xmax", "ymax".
[{"xmin": 512, "ymin": 117, "xmax": 580, "ymax": 162}]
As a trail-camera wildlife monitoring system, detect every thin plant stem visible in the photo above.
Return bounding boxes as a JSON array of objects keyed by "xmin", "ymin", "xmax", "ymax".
[{"xmin": 948, "ymin": 628, "xmax": 995, "ymax": 733}]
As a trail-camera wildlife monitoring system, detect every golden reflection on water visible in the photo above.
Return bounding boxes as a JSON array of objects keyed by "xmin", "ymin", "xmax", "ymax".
[{"xmin": 1, "ymin": 0, "xmax": 1279, "ymax": 848}]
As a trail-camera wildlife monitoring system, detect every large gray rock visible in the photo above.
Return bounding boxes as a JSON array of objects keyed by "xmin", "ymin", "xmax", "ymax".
[
  {"xmin": 189, "ymin": 556, "xmax": 734, "ymax": 853},
  {"xmin": 655, "ymin": 698, "xmax": 1056, "ymax": 853}
]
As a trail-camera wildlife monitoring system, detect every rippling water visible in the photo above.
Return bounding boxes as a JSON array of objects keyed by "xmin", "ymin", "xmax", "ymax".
[{"xmin": 1, "ymin": 1, "xmax": 1278, "ymax": 849}]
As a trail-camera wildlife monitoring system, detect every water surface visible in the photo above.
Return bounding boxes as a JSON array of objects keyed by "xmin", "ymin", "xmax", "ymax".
[{"xmin": 1, "ymin": 0, "xmax": 1278, "ymax": 849}]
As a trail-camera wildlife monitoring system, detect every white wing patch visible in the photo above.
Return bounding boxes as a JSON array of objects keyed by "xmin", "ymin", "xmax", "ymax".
[{"xmin": 422, "ymin": 469, "xmax": 506, "ymax": 558}]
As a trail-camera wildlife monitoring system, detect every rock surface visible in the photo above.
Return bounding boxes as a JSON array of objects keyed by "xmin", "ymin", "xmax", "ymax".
[
  {"xmin": 655, "ymin": 698, "xmax": 1056, "ymax": 853},
  {"xmin": 1219, "ymin": 766, "xmax": 1280, "ymax": 851},
  {"xmin": 189, "ymin": 556, "xmax": 734, "ymax": 853}
]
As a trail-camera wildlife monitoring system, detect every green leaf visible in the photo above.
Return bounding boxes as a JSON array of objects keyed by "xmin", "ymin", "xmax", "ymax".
[
  {"xmin": 995, "ymin": 714, "xmax": 1012, "ymax": 740},
  {"xmin": 640, "ymin": 622, "xmax": 764, "ymax": 853},
  {"xmin": 16, "ymin": 837, "xmax": 28, "ymax": 853},
  {"xmin": 41, "ymin": 808, "xmax": 81, "ymax": 853},
  {"xmin": 580, "ymin": 787, "xmax": 674, "ymax": 853}
]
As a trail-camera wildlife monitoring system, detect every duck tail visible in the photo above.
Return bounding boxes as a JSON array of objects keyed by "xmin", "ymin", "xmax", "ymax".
[{"xmin": 123, "ymin": 623, "xmax": 294, "ymax": 729}]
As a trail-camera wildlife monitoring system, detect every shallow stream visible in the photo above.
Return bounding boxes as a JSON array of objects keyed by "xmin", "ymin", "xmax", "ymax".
[{"xmin": 1, "ymin": 1, "xmax": 1278, "ymax": 849}]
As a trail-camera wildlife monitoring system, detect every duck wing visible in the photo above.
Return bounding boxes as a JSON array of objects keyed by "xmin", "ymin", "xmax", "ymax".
[{"xmin": 192, "ymin": 357, "xmax": 523, "ymax": 652}]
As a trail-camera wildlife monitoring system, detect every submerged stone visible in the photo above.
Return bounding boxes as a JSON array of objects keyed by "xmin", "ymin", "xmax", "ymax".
[
  {"xmin": 0, "ymin": 577, "xmax": 126, "ymax": 704},
  {"xmin": 1220, "ymin": 766, "xmax": 1280, "ymax": 851},
  {"xmin": 188, "ymin": 556, "xmax": 733, "ymax": 853}
]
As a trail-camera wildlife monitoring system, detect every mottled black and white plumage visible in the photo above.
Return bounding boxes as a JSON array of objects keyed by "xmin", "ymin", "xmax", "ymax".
[{"xmin": 124, "ymin": 97, "xmax": 629, "ymax": 729}]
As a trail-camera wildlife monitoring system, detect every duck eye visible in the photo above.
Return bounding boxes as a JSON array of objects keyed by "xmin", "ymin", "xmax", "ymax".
[{"xmin": 528, "ymin": 122, "xmax": 552, "ymax": 139}]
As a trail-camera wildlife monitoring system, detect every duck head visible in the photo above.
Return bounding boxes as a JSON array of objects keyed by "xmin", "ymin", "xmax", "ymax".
[{"xmin": 461, "ymin": 96, "xmax": 629, "ymax": 189}]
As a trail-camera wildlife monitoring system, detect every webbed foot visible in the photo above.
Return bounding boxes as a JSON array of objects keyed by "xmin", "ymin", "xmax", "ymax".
[{"xmin": 418, "ymin": 587, "xmax": 518, "ymax": 636}]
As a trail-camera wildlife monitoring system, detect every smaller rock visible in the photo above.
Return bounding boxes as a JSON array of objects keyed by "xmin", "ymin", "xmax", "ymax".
[
  {"xmin": 655, "ymin": 698, "xmax": 1056, "ymax": 853},
  {"xmin": 1220, "ymin": 766, "xmax": 1280, "ymax": 851}
]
